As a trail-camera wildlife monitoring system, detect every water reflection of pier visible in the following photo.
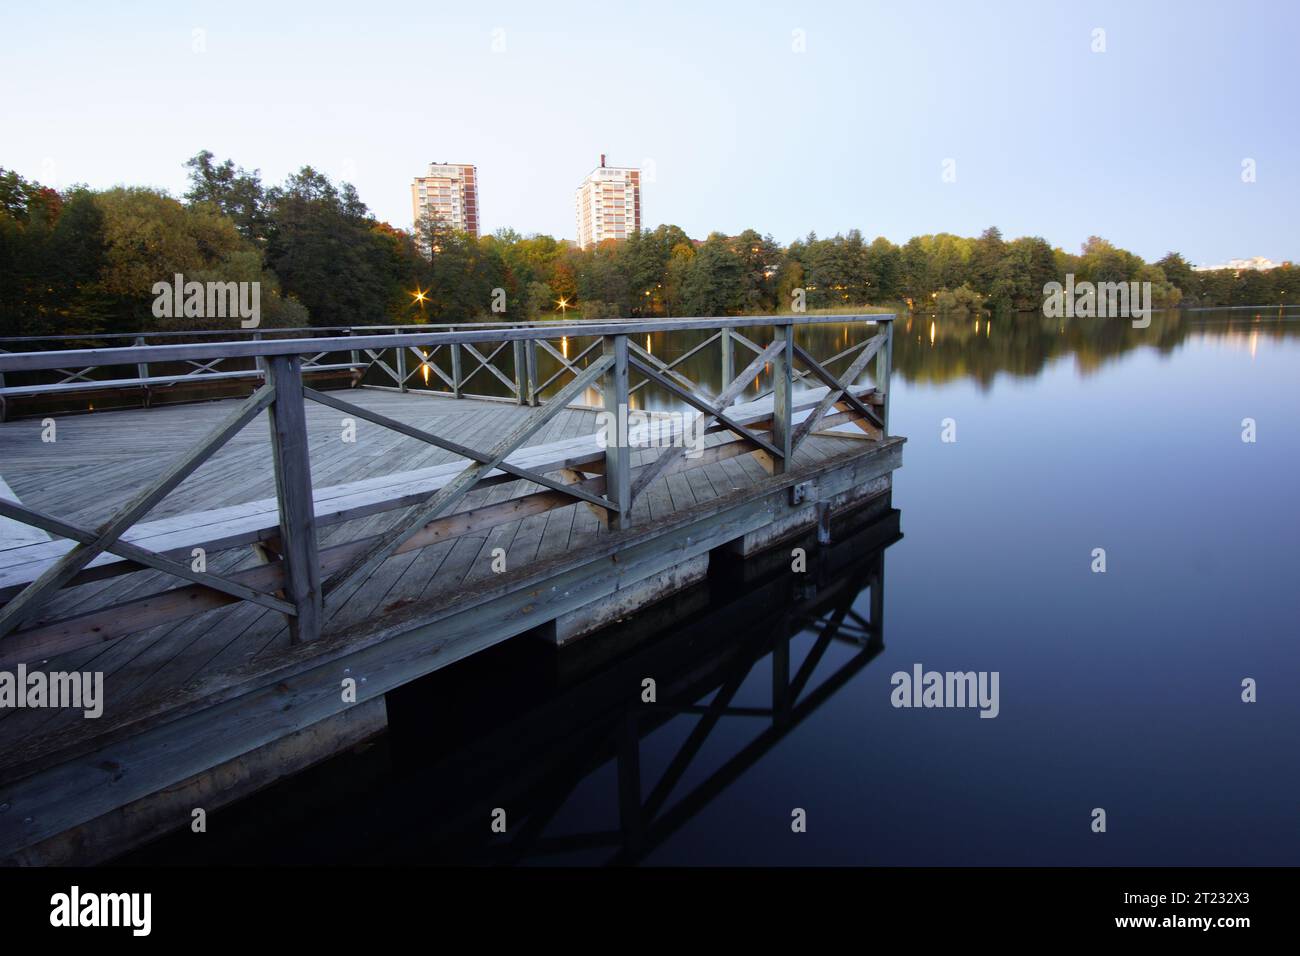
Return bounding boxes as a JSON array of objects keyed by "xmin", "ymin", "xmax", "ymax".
[
  {"xmin": 408, "ymin": 502, "xmax": 904, "ymax": 868},
  {"xmin": 233, "ymin": 495, "xmax": 901, "ymax": 866}
]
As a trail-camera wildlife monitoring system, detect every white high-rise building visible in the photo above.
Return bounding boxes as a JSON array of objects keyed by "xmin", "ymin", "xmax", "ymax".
[
  {"xmin": 411, "ymin": 162, "xmax": 480, "ymax": 237},
  {"xmin": 1193, "ymin": 256, "xmax": 1284, "ymax": 272},
  {"xmin": 575, "ymin": 155, "xmax": 641, "ymax": 249}
]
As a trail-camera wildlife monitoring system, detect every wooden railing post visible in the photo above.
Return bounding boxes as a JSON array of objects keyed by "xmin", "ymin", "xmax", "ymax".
[
  {"xmin": 348, "ymin": 328, "xmax": 360, "ymax": 368},
  {"xmin": 513, "ymin": 339, "xmax": 527, "ymax": 405},
  {"xmin": 720, "ymin": 326, "xmax": 734, "ymax": 407},
  {"xmin": 875, "ymin": 319, "xmax": 893, "ymax": 435},
  {"xmin": 265, "ymin": 355, "xmax": 322, "ymax": 643},
  {"xmin": 134, "ymin": 335, "xmax": 149, "ymax": 383},
  {"xmin": 450, "ymin": 331, "xmax": 463, "ymax": 399},
  {"xmin": 525, "ymin": 337, "xmax": 539, "ymax": 406},
  {"xmin": 603, "ymin": 333, "xmax": 631, "ymax": 530},
  {"xmin": 771, "ymin": 322, "xmax": 794, "ymax": 473},
  {"xmin": 395, "ymin": 331, "xmax": 408, "ymax": 392}
]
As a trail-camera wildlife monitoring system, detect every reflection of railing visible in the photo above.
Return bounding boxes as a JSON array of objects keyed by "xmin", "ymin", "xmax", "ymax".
[
  {"xmin": 0, "ymin": 314, "xmax": 893, "ymax": 663},
  {"xmin": 374, "ymin": 501, "xmax": 902, "ymax": 865}
]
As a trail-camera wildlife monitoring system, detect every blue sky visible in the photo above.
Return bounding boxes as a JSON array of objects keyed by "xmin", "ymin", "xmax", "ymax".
[{"xmin": 4, "ymin": 0, "xmax": 1296, "ymax": 265}]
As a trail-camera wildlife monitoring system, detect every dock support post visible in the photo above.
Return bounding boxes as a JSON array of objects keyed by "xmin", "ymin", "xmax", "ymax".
[
  {"xmin": 875, "ymin": 319, "xmax": 892, "ymax": 435},
  {"xmin": 395, "ymin": 335, "xmax": 408, "ymax": 392},
  {"xmin": 720, "ymin": 326, "xmax": 734, "ymax": 407},
  {"xmin": 348, "ymin": 329, "xmax": 360, "ymax": 368},
  {"xmin": 603, "ymin": 333, "xmax": 631, "ymax": 530},
  {"xmin": 265, "ymin": 355, "xmax": 323, "ymax": 644},
  {"xmin": 771, "ymin": 322, "xmax": 794, "ymax": 474},
  {"xmin": 513, "ymin": 339, "xmax": 527, "ymax": 405},
  {"xmin": 450, "ymin": 336, "xmax": 463, "ymax": 399},
  {"xmin": 525, "ymin": 338, "xmax": 539, "ymax": 406}
]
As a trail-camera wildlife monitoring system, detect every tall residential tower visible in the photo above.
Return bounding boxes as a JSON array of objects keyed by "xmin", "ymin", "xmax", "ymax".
[
  {"xmin": 575, "ymin": 155, "xmax": 640, "ymax": 249},
  {"xmin": 411, "ymin": 162, "xmax": 480, "ymax": 237}
]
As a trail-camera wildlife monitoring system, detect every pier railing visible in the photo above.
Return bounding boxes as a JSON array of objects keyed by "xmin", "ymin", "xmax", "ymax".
[{"xmin": 0, "ymin": 314, "xmax": 893, "ymax": 661}]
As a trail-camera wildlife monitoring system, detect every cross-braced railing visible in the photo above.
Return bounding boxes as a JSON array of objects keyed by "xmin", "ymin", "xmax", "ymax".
[
  {"xmin": 0, "ymin": 314, "xmax": 892, "ymax": 661},
  {"xmin": 0, "ymin": 326, "xmax": 396, "ymax": 420}
]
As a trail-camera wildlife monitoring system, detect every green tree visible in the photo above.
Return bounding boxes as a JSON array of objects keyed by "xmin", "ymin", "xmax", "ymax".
[
  {"xmin": 184, "ymin": 150, "xmax": 268, "ymax": 242},
  {"xmin": 681, "ymin": 233, "xmax": 744, "ymax": 315},
  {"xmin": 663, "ymin": 242, "xmax": 694, "ymax": 317},
  {"xmin": 969, "ymin": 227, "xmax": 1006, "ymax": 297},
  {"xmin": 266, "ymin": 167, "xmax": 399, "ymax": 326},
  {"xmin": 414, "ymin": 214, "xmax": 505, "ymax": 321},
  {"xmin": 1155, "ymin": 251, "xmax": 1194, "ymax": 294},
  {"xmin": 863, "ymin": 236, "xmax": 902, "ymax": 301}
]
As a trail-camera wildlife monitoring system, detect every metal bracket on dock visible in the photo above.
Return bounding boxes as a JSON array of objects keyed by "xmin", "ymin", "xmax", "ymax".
[{"xmin": 790, "ymin": 481, "xmax": 813, "ymax": 506}]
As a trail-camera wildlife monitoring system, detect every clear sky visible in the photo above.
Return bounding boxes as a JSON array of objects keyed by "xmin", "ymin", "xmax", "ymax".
[{"xmin": 4, "ymin": 0, "xmax": 1296, "ymax": 265}]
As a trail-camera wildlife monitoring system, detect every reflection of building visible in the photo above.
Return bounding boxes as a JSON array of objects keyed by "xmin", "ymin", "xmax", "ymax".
[
  {"xmin": 575, "ymin": 155, "xmax": 641, "ymax": 249},
  {"xmin": 411, "ymin": 163, "xmax": 479, "ymax": 237}
]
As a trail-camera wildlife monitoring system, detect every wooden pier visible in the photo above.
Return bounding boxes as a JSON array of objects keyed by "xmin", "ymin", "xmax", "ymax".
[{"xmin": 0, "ymin": 315, "xmax": 903, "ymax": 864}]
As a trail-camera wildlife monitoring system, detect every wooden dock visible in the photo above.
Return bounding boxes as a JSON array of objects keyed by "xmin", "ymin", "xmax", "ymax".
[{"xmin": 0, "ymin": 315, "xmax": 903, "ymax": 864}]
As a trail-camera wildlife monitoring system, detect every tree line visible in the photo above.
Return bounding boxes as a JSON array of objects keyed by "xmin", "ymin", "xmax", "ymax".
[{"xmin": 0, "ymin": 152, "xmax": 1293, "ymax": 338}]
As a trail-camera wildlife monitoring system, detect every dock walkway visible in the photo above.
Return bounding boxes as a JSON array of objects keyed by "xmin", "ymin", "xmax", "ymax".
[{"xmin": 0, "ymin": 315, "xmax": 903, "ymax": 863}]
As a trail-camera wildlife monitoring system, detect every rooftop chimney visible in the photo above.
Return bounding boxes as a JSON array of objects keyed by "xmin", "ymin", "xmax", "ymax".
[{"xmin": 600, "ymin": 153, "xmax": 606, "ymax": 168}]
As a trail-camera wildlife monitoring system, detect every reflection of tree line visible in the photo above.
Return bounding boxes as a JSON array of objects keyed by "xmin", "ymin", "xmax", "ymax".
[{"xmin": 888, "ymin": 310, "xmax": 1299, "ymax": 390}]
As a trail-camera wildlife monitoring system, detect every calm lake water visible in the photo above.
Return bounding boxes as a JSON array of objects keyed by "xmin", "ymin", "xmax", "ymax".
[{"xmin": 124, "ymin": 307, "xmax": 1300, "ymax": 866}]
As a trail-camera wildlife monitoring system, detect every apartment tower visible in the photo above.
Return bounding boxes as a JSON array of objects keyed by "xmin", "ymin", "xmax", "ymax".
[
  {"xmin": 411, "ymin": 162, "xmax": 480, "ymax": 237},
  {"xmin": 575, "ymin": 155, "xmax": 641, "ymax": 249}
]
